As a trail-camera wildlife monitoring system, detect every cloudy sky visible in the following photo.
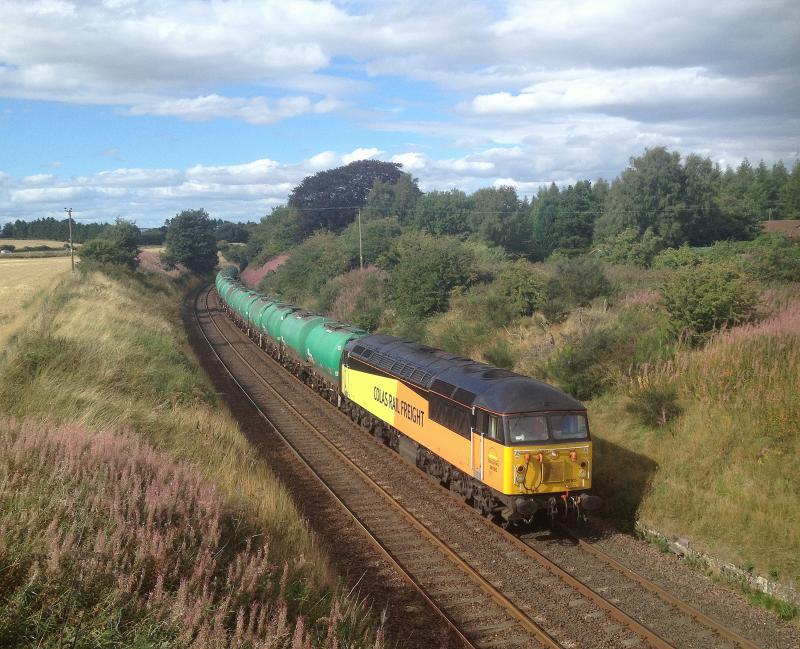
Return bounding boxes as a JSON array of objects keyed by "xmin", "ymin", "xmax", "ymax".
[{"xmin": 1, "ymin": 0, "xmax": 798, "ymax": 227}]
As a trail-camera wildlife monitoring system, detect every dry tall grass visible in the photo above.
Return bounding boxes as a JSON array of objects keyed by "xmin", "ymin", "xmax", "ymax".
[
  {"xmin": 592, "ymin": 298, "xmax": 800, "ymax": 585},
  {"xmin": 0, "ymin": 270, "xmax": 384, "ymax": 647}
]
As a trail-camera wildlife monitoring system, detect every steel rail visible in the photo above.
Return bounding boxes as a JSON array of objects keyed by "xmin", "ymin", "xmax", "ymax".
[
  {"xmin": 212, "ymin": 285, "xmax": 683, "ymax": 649},
  {"xmin": 553, "ymin": 524, "xmax": 762, "ymax": 649},
  {"xmin": 197, "ymin": 287, "xmax": 561, "ymax": 649}
]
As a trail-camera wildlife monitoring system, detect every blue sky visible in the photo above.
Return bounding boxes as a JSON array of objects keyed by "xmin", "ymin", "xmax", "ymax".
[{"xmin": 1, "ymin": 0, "xmax": 798, "ymax": 227}]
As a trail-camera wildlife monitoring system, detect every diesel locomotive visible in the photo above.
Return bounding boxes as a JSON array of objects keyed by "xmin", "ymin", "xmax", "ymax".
[{"xmin": 216, "ymin": 267, "xmax": 601, "ymax": 524}]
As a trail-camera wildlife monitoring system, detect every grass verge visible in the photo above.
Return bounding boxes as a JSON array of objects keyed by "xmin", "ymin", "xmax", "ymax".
[{"xmin": 0, "ymin": 268, "xmax": 384, "ymax": 647}]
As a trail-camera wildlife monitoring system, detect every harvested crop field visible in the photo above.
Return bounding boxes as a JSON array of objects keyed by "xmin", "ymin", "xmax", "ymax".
[
  {"xmin": 0, "ymin": 256, "xmax": 73, "ymax": 345},
  {"xmin": 0, "ymin": 238, "xmax": 69, "ymax": 249}
]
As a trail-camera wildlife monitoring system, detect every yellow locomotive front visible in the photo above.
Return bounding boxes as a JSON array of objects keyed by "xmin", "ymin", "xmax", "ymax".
[{"xmin": 470, "ymin": 409, "xmax": 599, "ymax": 521}]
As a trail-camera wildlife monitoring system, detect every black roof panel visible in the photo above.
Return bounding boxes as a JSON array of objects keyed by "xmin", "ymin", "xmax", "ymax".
[{"xmin": 345, "ymin": 334, "xmax": 584, "ymax": 413}]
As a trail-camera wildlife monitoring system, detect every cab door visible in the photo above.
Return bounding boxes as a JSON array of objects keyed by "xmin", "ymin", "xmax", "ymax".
[{"xmin": 471, "ymin": 429, "xmax": 483, "ymax": 479}]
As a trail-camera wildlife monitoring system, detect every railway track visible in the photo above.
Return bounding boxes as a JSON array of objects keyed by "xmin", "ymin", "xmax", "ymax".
[
  {"xmin": 196, "ymin": 285, "xmax": 765, "ymax": 649},
  {"xmin": 197, "ymin": 287, "xmax": 555, "ymax": 649}
]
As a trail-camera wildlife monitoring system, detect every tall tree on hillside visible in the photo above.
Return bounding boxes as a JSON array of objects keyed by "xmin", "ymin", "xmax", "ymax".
[
  {"xmin": 781, "ymin": 161, "xmax": 800, "ymax": 217},
  {"xmin": 468, "ymin": 186, "xmax": 531, "ymax": 253},
  {"xmin": 410, "ymin": 189, "xmax": 473, "ymax": 236},
  {"xmin": 78, "ymin": 218, "xmax": 141, "ymax": 269},
  {"xmin": 594, "ymin": 147, "xmax": 688, "ymax": 246},
  {"xmin": 362, "ymin": 173, "xmax": 422, "ymax": 221},
  {"xmin": 288, "ymin": 160, "xmax": 408, "ymax": 236},
  {"xmin": 530, "ymin": 180, "xmax": 603, "ymax": 259},
  {"xmin": 164, "ymin": 209, "xmax": 217, "ymax": 273}
]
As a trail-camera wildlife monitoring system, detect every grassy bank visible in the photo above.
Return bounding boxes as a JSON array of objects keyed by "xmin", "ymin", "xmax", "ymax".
[
  {"xmin": 0, "ymin": 269, "xmax": 383, "ymax": 647},
  {"xmin": 590, "ymin": 298, "xmax": 800, "ymax": 586}
]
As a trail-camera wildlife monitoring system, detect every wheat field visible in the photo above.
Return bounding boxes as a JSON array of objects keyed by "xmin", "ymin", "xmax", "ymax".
[{"xmin": 0, "ymin": 256, "xmax": 73, "ymax": 345}]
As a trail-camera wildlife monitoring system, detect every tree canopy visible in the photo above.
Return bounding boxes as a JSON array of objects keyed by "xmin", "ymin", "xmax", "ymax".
[
  {"xmin": 78, "ymin": 218, "xmax": 141, "ymax": 269},
  {"xmin": 164, "ymin": 209, "xmax": 218, "ymax": 274},
  {"xmin": 288, "ymin": 160, "xmax": 410, "ymax": 236}
]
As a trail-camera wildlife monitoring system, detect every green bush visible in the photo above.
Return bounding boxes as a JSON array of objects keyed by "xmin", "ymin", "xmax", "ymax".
[
  {"xmin": 78, "ymin": 219, "xmax": 140, "ymax": 270},
  {"xmin": 652, "ymin": 244, "xmax": 703, "ymax": 269},
  {"xmin": 483, "ymin": 340, "xmax": 515, "ymax": 369},
  {"xmin": 596, "ymin": 227, "xmax": 665, "ymax": 266},
  {"xmin": 545, "ymin": 327, "xmax": 633, "ymax": 400},
  {"xmin": 497, "ymin": 260, "xmax": 547, "ymax": 316},
  {"xmin": 660, "ymin": 262, "xmax": 758, "ymax": 343},
  {"xmin": 542, "ymin": 256, "xmax": 612, "ymax": 320},
  {"xmin": 747, "ymin": 237, "xmax": 800, "ymax": 283},
  {"xmin": 626, "ymin": 383, "xmax": 683, "ymax": 427},
  {"xmin": 260, "ymin": 232, "xmax": 349, "ymax": 303},
  {"xmin": 386, "ymin": 232, "xmax": 477, "ymax": 318}
]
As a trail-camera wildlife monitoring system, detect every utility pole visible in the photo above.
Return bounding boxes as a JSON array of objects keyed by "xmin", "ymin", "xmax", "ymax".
[
  {"xmin": 357, "ymin": 208, "xmax": 364, "ymax": 270},
  {"xmin": 64, "ymin": 207, "xmax": 74, "ymax": 271}
]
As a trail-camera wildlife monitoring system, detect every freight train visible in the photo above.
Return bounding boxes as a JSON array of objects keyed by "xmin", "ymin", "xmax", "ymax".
[{"xmin": 215, "ymin": 267, "xmax": 601, "ymax": 524}]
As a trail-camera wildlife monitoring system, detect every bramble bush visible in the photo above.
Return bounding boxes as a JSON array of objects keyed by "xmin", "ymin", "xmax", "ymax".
[
  {"xmin": 542, "ymin": 256, "xmax": 612, "ymax": 321},
  {"xmin": 626, "ymin": 383, "xmax": 683, "ymax": 427}
]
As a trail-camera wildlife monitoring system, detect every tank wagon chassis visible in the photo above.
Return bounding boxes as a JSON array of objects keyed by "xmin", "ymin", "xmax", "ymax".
[{"xmin": 218, "ymin": 281, "xmax": 597, "ymax": 526}]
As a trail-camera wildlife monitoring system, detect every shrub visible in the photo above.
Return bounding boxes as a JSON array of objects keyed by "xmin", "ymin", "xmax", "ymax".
[
  {"xmin": 78, "ymin": 219, "xmax": 140, "ymax": 270},
  {"xmin": 316, "ymin": 267, "xmax": 388, "ymax": 331},
  {"xmin": 660, "ymin": 262, "xmax": 759, "ymax": 343},
  {"xmin": 387, "ymin": 232, "xmax": 477, "ymax": 318},
  {"xmin": 747, "ymin": 237, "xmax": 800, "ymax": 283},
  {"xmin": 497, "ymin": 260, "xmax": 547, "ymax": 316},
  {"xmin": 0, "ymin": 244, "xmax": 14, "ymax": 252},
  {"xmin": 544, "ymin": 327, "xmax": 633, "ymax": 399},
  {"xmin": 260, "ymin": 232, "xmax": 349, "ymax": 303},
  {"xmin": 484, "ymin": 340, "xmax": 515, "ymax": 369},
  {"xmin": 596, "ymin": 227, "xmax": 665, "ymax": 266},
  {"xmin": 626, "ymin": 383, "xmax": 683, "ymax": 427},
  {"xmin": 652, "ymin": 244, "xmax": 703, "ymax": 269},
  {"xmin": 542, "ymin": 256, "xmax": 612, "ymax": 320}
]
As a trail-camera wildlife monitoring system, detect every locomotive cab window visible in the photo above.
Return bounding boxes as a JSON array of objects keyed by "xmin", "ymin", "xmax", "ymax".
[
  {"xmin": 550, "ymin": 414, "xmax": 589, "ymax": 440},
  {"xmin": 506, "ymin": 415, "xmax": 548, "ymax": 444},
  {"xmin": 503, "ymin": 412, "xmax": 589, "ymax": 444}
]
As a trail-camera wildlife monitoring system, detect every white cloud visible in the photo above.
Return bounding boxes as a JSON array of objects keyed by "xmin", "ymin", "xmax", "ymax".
[{"xmin": 342, "ymin": 147, "xmax": 385, "ymax": 164}]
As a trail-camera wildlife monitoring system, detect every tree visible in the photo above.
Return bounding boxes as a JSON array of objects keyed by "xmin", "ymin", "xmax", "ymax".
[
  {"xmin": 164, "ymin": 209, "xmax": 217, "ymax": 273},
  {"xmin": 594, "ymin": 147, "xmax": 688, "ymax": 246},
  {"xmin": 468, "ymin": 186, "xmax": 531, "ymax": 254},
  {"xmin": 259, "ymin": 232, "xmax": 349, "ymax": 302},
  {"xmin": 288, "ymin": 160, "xmax": 407, "ymax": 236},
  {"xmin": 78, "ymin": 218, "xmax": 140, "ymax": 269},
  {"xmin": 410, "ymin": 189, "xmax": 473, "ymax": 236},
  {"xmin": 387, "ymin": 232, "xmax": 477, "ymax": 317},
  {"xmin": 244, "ymin": 206, "xmax": 302, "ymax": 265},
  {"xmin": 362, "ymin": 173, "xmax": 422, "ymax": 221},
  {"xmin": 531, "ymin": 180, "xmax": 603, "ymax": 259}
]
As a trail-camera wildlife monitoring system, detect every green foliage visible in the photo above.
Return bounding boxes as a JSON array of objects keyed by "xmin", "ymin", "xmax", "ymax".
[
  {"xmin": 468, "ymin": 186, "xmax": 531, "ymax": 253},
  {"xmin": 545, "ymin": 327, "xmax": 633, "ymax": 399},
  {"xmin": 164, "ymin": 209, "xmax": 218, "ymax": 274},
  {"xmin": 626, "ymin": 383, "xmax": 683, "ymax": 427},
  {"xmin": 496, "ymin": 260, "xmax": 547, "ymax": 316},
  {"xmin": 315, "ymin": 268, "xmax": 388, "ymax": 331},
  {"xmin": 218, "ymin": 242, "xmax": 250, "ymax": 267},
  {"xmin": 652, "ymin": 244, "xmax": 703, "ymax": 269},
  {"xmin": 531, "ymin": 180, "xmax": 604, "ymax": 259},
  {"xmin": 483, "ymin": 340, "xmax": 515, "ymax": 369},
  {"xmin": 543, "ymin": 256, "xmax": 611, "ymax": 320},
  {"xmin": 387, "ymin": 232, "xmax": 477, "ymax": 318},
  {"xmin": 361, "ymin": 173, "xmax": 421, "ymax": 221},
  {"xmin": 596, "ymin": 227, "xmax": 665, "ymax": 266},
  {"xmin": 0, "ymin": 244, "xmax": 15, "ymax": 251},
  {"xmin": 340, "ymin": 216, "xmax": 402, "ymax": 268},
  {"xmin": 260, "ymin": 232, "xmax": 349, "ymax": 303},
  {"xmin": 0, "ymin": 216, "xmax": 107, "ymax": 243},
  {"xmin": 78, "ymin": 218, "xmax": 140, "ymax": 270},
  {"xmin": 660, "ymin": 262, "xmax": 758, "ymax": 342},
  {"xmin": 595, "ymin": 147, "xmax": 760, "ymax": 248},
  {"xmin": 746, "ymin": 235, "xmax": 800, "ymax": 283},
  {"xmin": 410, "ymin": 189, "xmax": 473, "ymax": 236},
  {"xmin": 288, "ymin": 160, "xmax": 408, "ymax": 236},
  {"xmin": 246, "ymin": 206, "xmax": 303, "ymax": 264}
]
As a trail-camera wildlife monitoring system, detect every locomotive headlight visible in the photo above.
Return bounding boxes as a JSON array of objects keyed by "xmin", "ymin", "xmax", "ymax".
[
  {"xmin": 569, "ymin": 451, "xmax": 577, "ymax": 462},
  {"xmin": 550, "ymin": 450, "xmax": 558, "ymax": 459}
]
